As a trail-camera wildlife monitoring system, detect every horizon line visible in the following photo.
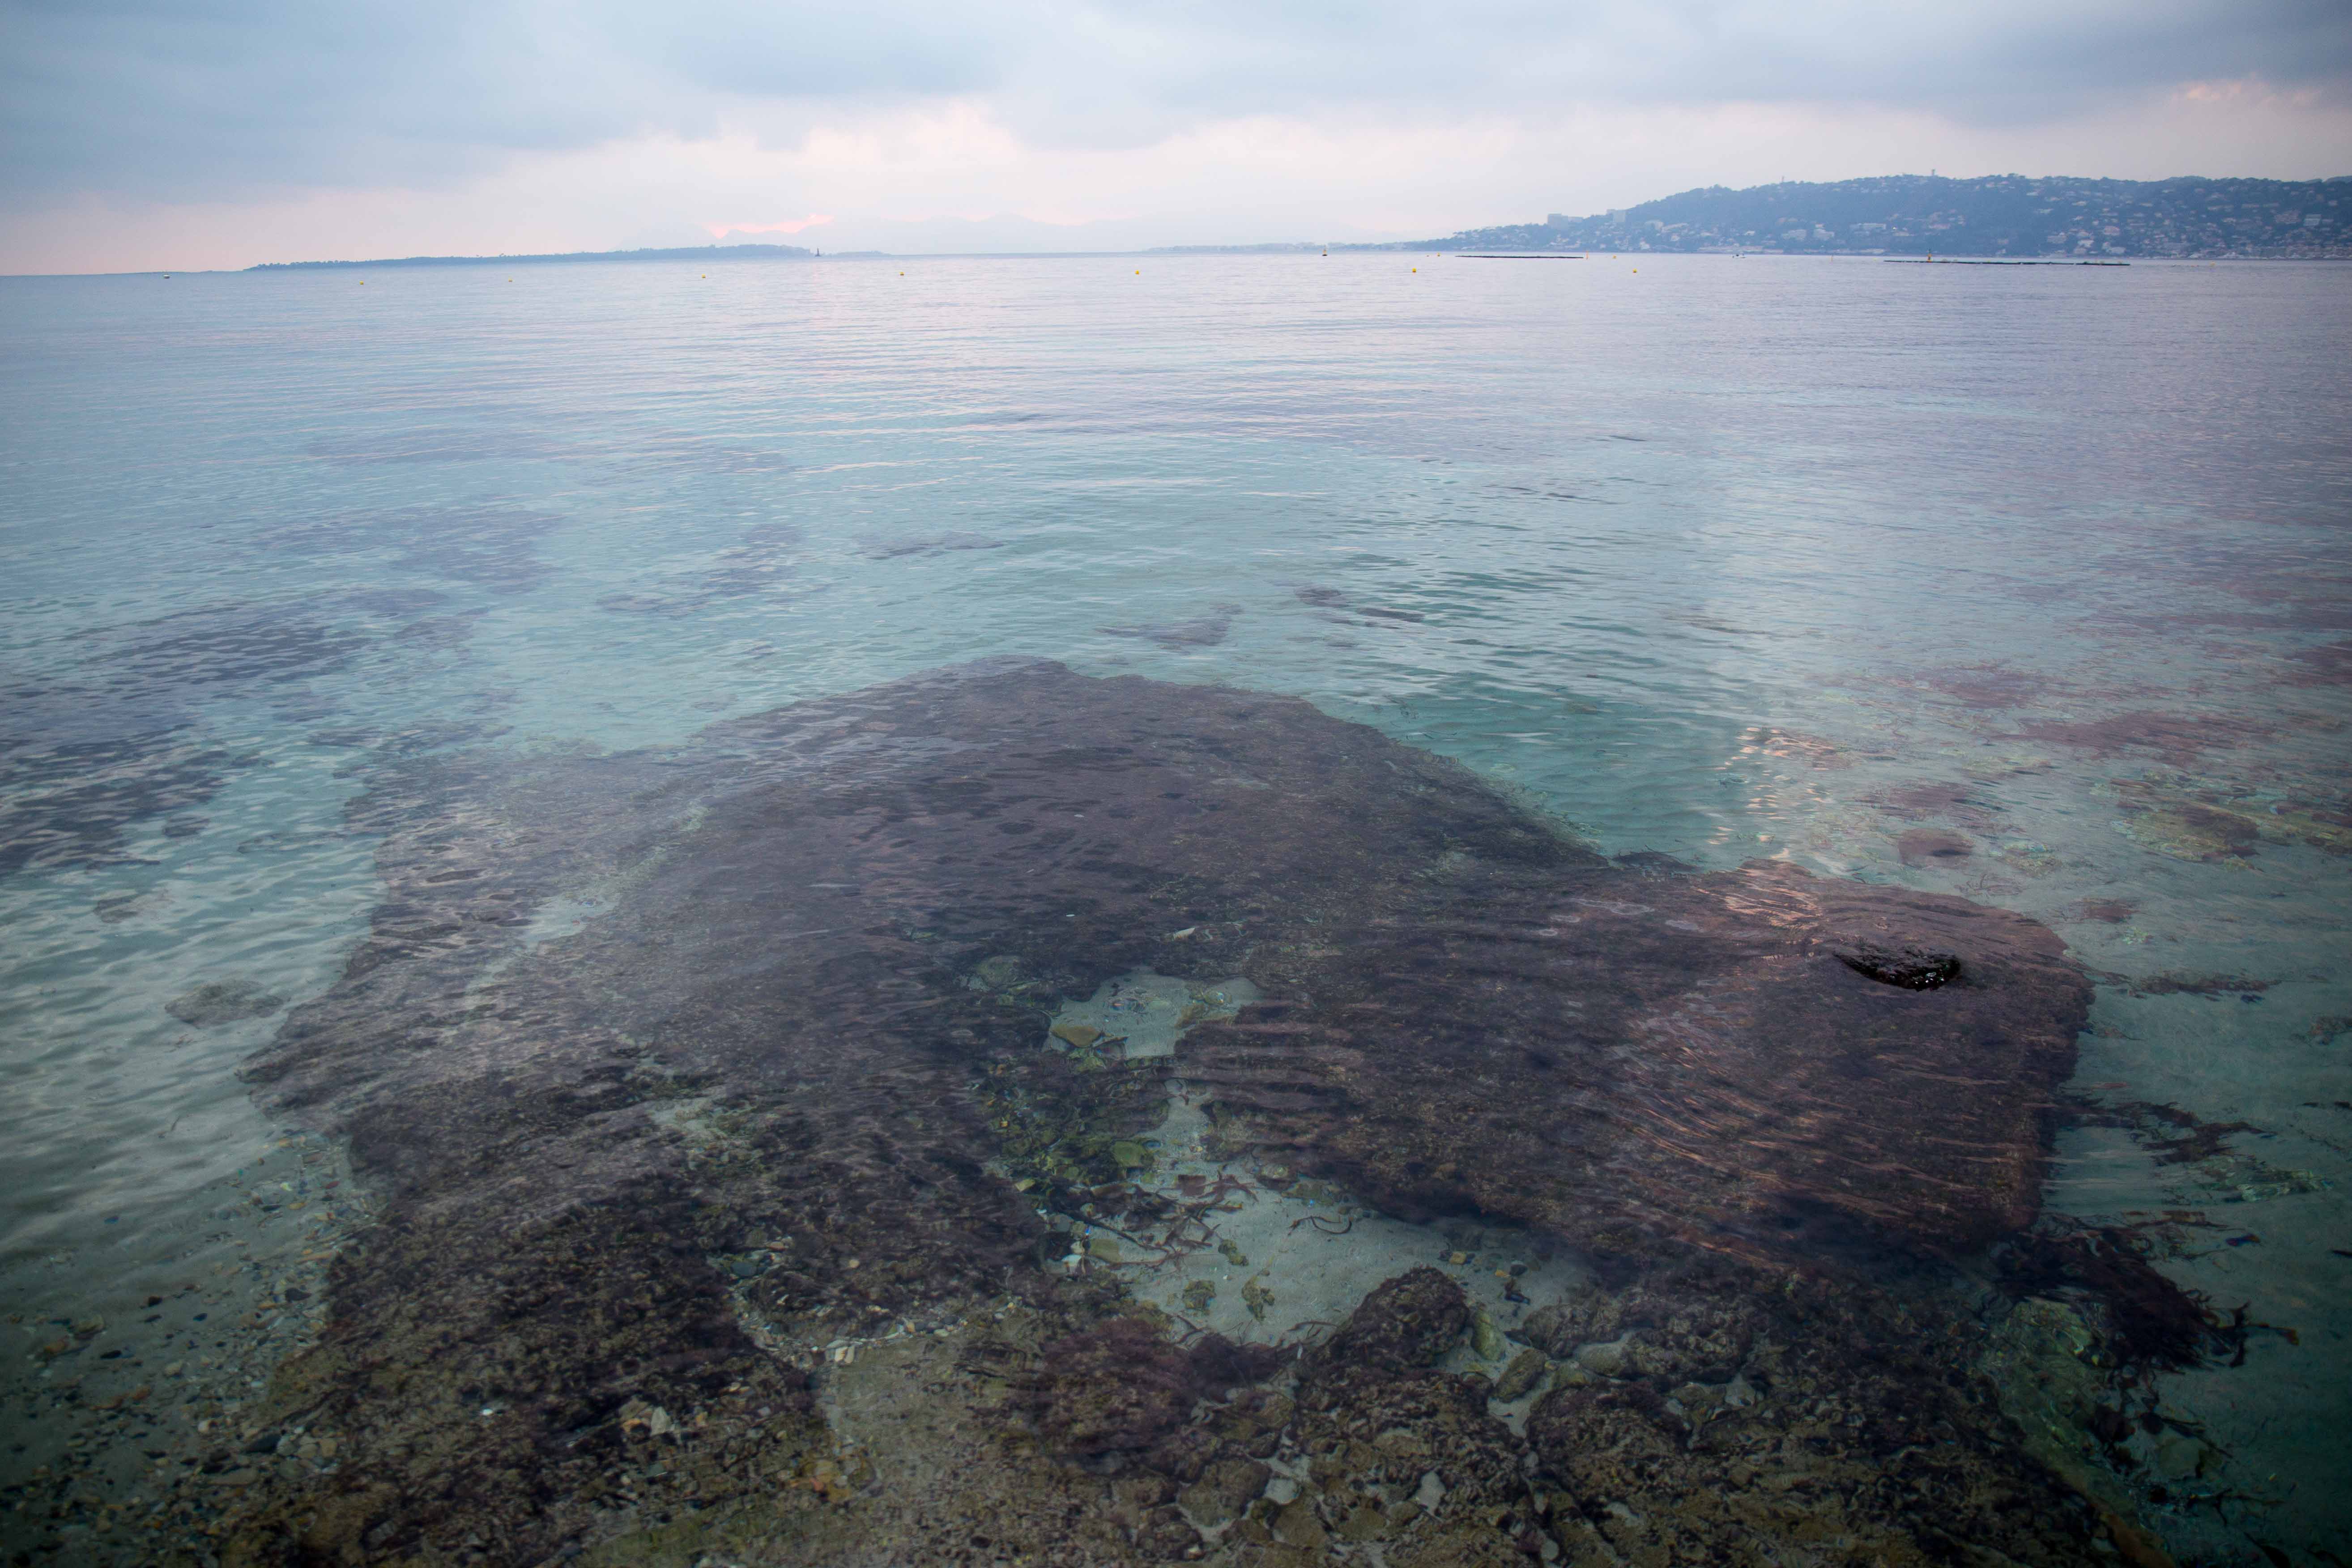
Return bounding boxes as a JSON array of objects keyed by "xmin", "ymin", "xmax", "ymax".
[{"xmin": 13, "ymin": 167, "xmax": 2350, "ymax": 277}]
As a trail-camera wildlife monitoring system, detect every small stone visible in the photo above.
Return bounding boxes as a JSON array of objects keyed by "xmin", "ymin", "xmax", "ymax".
[
  {"xmin": 1168, "ymin": 927, "xmax": 1197, "ymax": 941},
  {"xmin": 969, "ymin": 955, "xmax": 1026, "ymax": 991},
  {"xmin": 1111, "ymin": 1140, "xmax": 1147, "ymax": 1170},
  {"xmin": 1575, "ymin": 1337, "xmax": 1632, "ymax": 1377},
  {"xmin": 1470, "ymin": 1308, "xmax": 1506, "ymax": 1361},
  {"xmin": 1414, "ymin": 1470, "xmax": 1445, "ymax": 1509},
  {"xmin": 1670, "ymin": 1381, "xmax": 1724, "ymax": 1419},
  {"xmin": 1179, "ymin": 1457, "xmax": 1270, "ymax": 1528},
  {"xmin": 1274, "ymin": 1497, "xmax": 1327, "ymax": 1549},
  {"xmin": 1492, "ymin": 1347, "xmax": 1547, "ymax": 1401},
  {"xmin": 1445, "ymin": 1251, "xmax": 1470, "ymax": 1266},
  {"xmin": 1052, "ymin": 1022, "xmax": 1103, "ymax": 1049},
  {"xmin": 1088, "ymin": 1235, "xmax": 1124, "ymax": 1262}
]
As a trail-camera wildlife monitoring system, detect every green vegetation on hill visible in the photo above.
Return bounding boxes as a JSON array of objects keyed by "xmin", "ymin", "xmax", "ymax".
[{"xmin": 1402, "ymin": 174, "xmax": 2352, "ymax": 258}]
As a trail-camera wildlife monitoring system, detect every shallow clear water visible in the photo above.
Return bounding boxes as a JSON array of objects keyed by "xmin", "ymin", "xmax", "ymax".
[{"xmin": 3, "ymin": 253, "xmax": 2348, "ymax": 1563}]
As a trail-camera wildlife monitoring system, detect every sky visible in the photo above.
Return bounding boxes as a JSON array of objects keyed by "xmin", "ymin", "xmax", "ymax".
[{"xmin": 3, "ymin": 0, "xmax": 2350, "ymax": 273}]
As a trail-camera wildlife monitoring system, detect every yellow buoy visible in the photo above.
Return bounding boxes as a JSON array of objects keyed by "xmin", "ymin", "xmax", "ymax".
[{"xmin": 1411, "ymin": 267, "xmax": 1417, "ymax": 273}]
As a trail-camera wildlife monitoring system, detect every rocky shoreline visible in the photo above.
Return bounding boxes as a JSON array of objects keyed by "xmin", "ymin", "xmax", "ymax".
[{"xmin": 115, "ymin": 660, "xmax": 2218, "ymax": 1566}]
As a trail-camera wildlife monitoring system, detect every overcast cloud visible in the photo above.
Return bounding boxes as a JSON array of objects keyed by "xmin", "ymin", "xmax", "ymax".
[{"xmin": 3, "ymin": 0, "xmax": 2348, "ymax": 272}]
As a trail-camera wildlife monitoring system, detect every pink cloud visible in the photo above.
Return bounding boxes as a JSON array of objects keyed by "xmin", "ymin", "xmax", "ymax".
[{"xmin": 702, "ymin": 213, "xmax": 836, "ymax": 237}]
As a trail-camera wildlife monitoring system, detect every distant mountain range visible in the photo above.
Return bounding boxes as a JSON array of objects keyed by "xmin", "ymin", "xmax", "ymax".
[
  {"xmin": 248, "ymin": 242, "xmax": 827, "ymax": 270},
  {"xmin": 1400, "ymin": 173, "xmax": 2352, "ymax": 259}
]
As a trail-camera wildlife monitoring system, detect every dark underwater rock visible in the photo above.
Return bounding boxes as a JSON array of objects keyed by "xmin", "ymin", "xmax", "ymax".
[
  {"xmin": 166, "ymin": 977, "xmax": 285, "ymax": 1027},
  {"xmin": 1520, "ymin": 1272, "xmax": 2124, "ymax": 1568},
  {"xmin": 0, "ymin": 605, "xmax": 375, "ymax": 878},
  {"xmin": 1320, "ymin": 1266, "xmax": 1470, "ymax": 1373},
  {"xmin": 1896, "ymin": 825, "xmax": 1975, "ymax": 865},
  {"xmin": 0, "ymin": 729, "xmax": 236, "ymax": 877},
  {"xmin": 1028, "ymin": 1319, "xmax": 1286, "ymax": 1457},
  {"xmin": 1835, "ymin": 938, "xmax": 1963, "ymax": 989},
  {"xmin": 213, "ymin": 659, "xmax": 2129, "ymax": 1564},
  {"xmin": 1033, "ymin": 1317, "xmax": 1202, "ymax": 1456},
  {"xmin": 1185, "ymin": 854, "xmax": 2083, "ymax": 1259}
]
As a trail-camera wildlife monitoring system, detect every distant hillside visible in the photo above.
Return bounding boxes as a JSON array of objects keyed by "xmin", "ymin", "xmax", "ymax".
[
  {"xmin": 250, "ymin": 242, "xmax": 820, "ymax": 271},
  {"xmin": 1404, "ymin": 174, "xmax": 2352, "ymax": 259}
]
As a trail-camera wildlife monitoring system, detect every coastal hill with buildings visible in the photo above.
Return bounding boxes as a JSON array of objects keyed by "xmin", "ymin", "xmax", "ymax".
[
  {"xmin": 245, "ymin": 174, "xmax": 2350, "ymax": 270},
  {"xmin": 1403, "ymin": 174, "xmax": 2352, "ymax": 259}
]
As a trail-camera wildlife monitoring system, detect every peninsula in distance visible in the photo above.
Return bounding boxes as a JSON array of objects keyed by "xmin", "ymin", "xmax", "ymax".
[{"xmin": 250, "ymin": 173, "xmax": 2352, "ymax": 272}]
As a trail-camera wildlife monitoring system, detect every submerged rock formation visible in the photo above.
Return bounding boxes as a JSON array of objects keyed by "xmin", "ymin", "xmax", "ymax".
[{"xmin": 210, "ymin": 660, "xmax": 2161, "ymax": 1565}]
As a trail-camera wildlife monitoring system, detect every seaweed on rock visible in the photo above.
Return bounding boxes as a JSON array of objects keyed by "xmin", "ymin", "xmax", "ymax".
[
  {"xmin": 213, "ymin": 660, "xmax": 2159, "ymax": 1565},
  {"xmin": 1024, "ymin": 1318, "xmax": 1288, "ymax": 1458}
]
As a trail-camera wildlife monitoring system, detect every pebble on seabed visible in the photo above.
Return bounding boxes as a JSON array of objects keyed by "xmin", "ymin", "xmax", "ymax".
[{"xmin": 0, "ymin": 1131, "xmax": 370, "ymax": 1566}]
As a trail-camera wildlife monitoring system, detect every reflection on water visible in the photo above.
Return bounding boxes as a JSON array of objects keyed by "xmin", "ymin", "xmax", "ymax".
[{"xmin": 0, "ymin": 254, "xmax": 2346, "ymax": 1565}]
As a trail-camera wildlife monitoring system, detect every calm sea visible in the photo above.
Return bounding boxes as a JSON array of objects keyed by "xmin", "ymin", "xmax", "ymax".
[{"xmin": 3, "ymin": 252, "xmax": 2347, "ymax": 1562}]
